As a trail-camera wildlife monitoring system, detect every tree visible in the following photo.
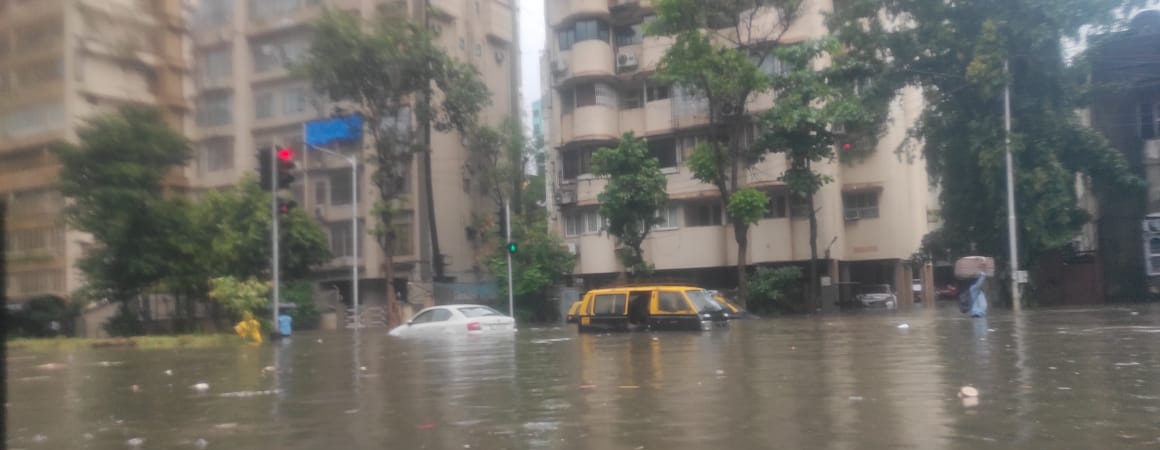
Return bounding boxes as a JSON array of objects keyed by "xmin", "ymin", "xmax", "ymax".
[
  {"xmin": 486, "ymin": 215, "xmax": 577, "ymax": 321},
  {"xmin": 56, "ymin": 105, "xmax": 191, "ymax": 315},
  {"xmin": 756, "ymin": 38, "xmax": 876, "ymax": 309},
  {"xmin": 208, "ymin": 276, "xmax": 270, "ymax": 320},
  {"xmin": 301, "ymin": 9, "xmax": 490, "ymax": 323},
  {"xmin": 465, "ymin": 117, "xmax": 531, "ymax": 214},
  {"xmin": 591, "ymin": 132, "xmax": 669, "ymax": 278},
  {"xmin": 830, "ymin": 0, "xmax": 1143, "ymax": 302},
  {"xmin": 647, "ymin": 0, "xmax": 808, "ymax": 304}
]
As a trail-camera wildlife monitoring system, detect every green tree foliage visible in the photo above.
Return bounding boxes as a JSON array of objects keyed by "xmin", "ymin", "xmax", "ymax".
[
  {"xmin": 830, "ymin": 0, "xmax": 1143, "ymax": 279},
  {"xmin": 486, "ymin": 216, "xmax": 576, "ymax": 321},
  {"xmin": 56, "ymin": 105, "xmax": 191, "ymax": 308},
  {"xmin": 208, "ymin": 276, "xmax": 270, "ymax": 320},
  {"xmin": 465, "ymin": 117, "xmax": 531, "ymax": 213},
  {"xmin": 756, "ymin": 38, "xmax": 872, "ymax": 308},
  {"xmin": 301, "ymin": 9, "xmax": 490, "ymax": 306},
  {"xmin": 647, "ymin": 0, "xmax": 807, "ymax": 304},
  {"xmin": 592, "ymin": 132, "xmax": 668, "ymax": 278},
  {"xmin": 746, "ymin": 266, "xmax": 804, "ymax": 314},
  {"xmin": 281, "ymin": 280, "xmax": 320, "ymax": 329}
]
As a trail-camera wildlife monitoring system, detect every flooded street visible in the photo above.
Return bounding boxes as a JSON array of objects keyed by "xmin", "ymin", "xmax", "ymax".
[{"xmin": 9, "ymin": 304, "xmax": 1160, "ymax": 449}]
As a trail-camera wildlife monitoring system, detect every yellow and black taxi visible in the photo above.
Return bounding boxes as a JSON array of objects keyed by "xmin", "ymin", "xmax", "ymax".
[
  {"xmin": 573, "ymin": 285, "xmax": 729, "ymax": 332},
  {"xmin": 565, "ymin": 300, "xmax": 583, "ymax": 324}
]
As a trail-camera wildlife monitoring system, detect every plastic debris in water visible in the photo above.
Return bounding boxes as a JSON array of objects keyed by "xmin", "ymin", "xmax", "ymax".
[
  {"xmin": 848, "ymin": 396, "xmax": 864, "ymax": 401},
  {"xmin": 715, "ymin": 369, "xmax": 725, "ymax": 375},
  {"xmin": 213, "ymin": 423, "xmax": 237, "ymax": 430},
  {"xmin": 359, "ymin": 366, "xmax": 367, "ymax": 372},
  {"xmin": 194, "ymin": 438, "xmax": 209, "ymax": 449},
  {"xmin": 578, "ymin": 384, "xmax": 596, "ymax": 390},
  {"xmin": 164, "ymin": 370, "xmax": 174, "ymax": 376},
  {"xmin": 961, "ymin": 396, "xmax": 979, "ymax": 408},
  {"xmin": 35, "ymin": 363, "xmax": 65, "ymax": 371},
  {"xmin": 131, "ymin": 385, "xmax": 141, "ymax": 393},
  {"xmin": 897, "ymin": 324, "xmax": 910, "ymax": 329},
  {"xmin": 191, "ymin": 382, "xmax": 210, "ymax": 392},
  {"xmin": 317, "ymin": 339, "xmax": 324, "ymax": 343},
  {"xmin": 958, "ymin": 386, "xmax": 979, "ymax": 398},
  {"xmin": 127, "ymin": 437, "xmax": 145, "ymax": 447},
  {"xmin": 417, "ymin": 423, "xmax": 437, "ymax": 430},
  {"xmin": 32, "ymin": 433, "xmax": 47, "ymax": 443}
]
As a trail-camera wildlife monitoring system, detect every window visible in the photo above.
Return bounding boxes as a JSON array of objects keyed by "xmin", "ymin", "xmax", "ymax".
[
  {"xmin": 647, "ymin": 83, "xmax": 670, "ymax": 102},
  {"xmin": 250, "ymin": 0, "xmax": 315, "ymax": 22},
  {"xmin": 592, "ymin": 293, "xmax": 627, "ymax": 316},
  {"xmin": 751, "ymin": 52, "xmax": 789, "ymax": 76},
  {"xmin": 459, "ymin": 306, "xmax": 503, "ymax": 318},
  {"xmin": 410, "ymin": 310, "xmax": 436, "ymax": 324},
  {"xmin": 197, "ymin": 47, "xmax": 231, "ymax": 83},
  {"xmin": 330, "ymin": 171, "xmax": 353, "ymax": 205},
  {"xmin": 655, "ymin": 205, "xmax": 680, "ymax": 230},
  {"xmin": 575, "ymin": 84, "xmax": 596, "ymax": 107},
  {"xmin": 764, "ymin": 193, "xmax": 788, "ymax": 218},
  {"xmin": 391, "ymin": 222, "xmax": 413, "ymax": 255},
  {"xmin": 281, "ymin": 86, "xmax": 309, "ymax": 115},
  {"xmin": 844, "ymin": 191, "xmax": 880, "ymax": 219},
  {"xmin": 621, "ymin": 88, "xmax": 642, "ymax": 109},
  {"xmin": 202, "ymin": 139, "xmax": 234, "ymax": 173},
  {"xmin": 196, "ymin": 94, "xmax": 232, "ymax": 126},
  {"xmin": 327, "ymin": 220, "xmax": 362, "ymax": 258},
  {"xmin": 17, "ymin": 21, "xmax": 60, "ymax": 52},
  {"xmin": 558, "ymin": 19, "xmax": 609, "ymax": 50},
  {"xmin": 790, "ymin": 194, "xmax": 811, "ymax": 218},
  {"xmin": 560, "ymin": 88, "xmax": 575, "ymax": 114},
  {"xmin": 255, "ymin": 92, "xmax": 274, "ymax": 119},
  {"xmin": 657, "ymin": 292, "xmax": 689, "ymax": 312},
  {"xmin": 252, "ymin": 35, "xmax": 310, "ymax": 73},
  {"xmin": 564, "ymin": 208, "xmax": 603, "ymax": 236},
  {"xmin": 314, "ymin": 181, "xmax": 326, "ymax": 205},
  {"xmin": 11, "ymin": 270, "xmax": 64, "ymax": 295},
  {"xmin": 16, "ymin": 60, "xmax": 62, "ymax": 87},
  {"xmin": 475, "ymin": 43, "xmax": 482, "ymax": 57},
  {"xmin": 195, "ymin": 0, "xmax": 231, "ymax": 25},
  {"xmin": 0, "ymin": 103, "xmax": 65, "ymax": 137},
  {"xmin": 5, "ymin": 227, "xmax": 63, "ymax": 255},
  {"xmin": 561, "ymin": 147, "xmax": 594, "ymax": 179},
  {"xmin": 685, "ymin": 202, "xmax": 723, "ymax": 227},
  {"xmin": 647, "ymin": 138, "xmax": 678, "ymax": 169},
  {"xmin": 615, "ymin": 23, "xmax": 643, "ymax": 46}
]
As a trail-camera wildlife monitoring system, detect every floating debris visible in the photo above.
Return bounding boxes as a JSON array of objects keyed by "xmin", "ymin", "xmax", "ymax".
[
  {"xmin": 578, "ymin": 384, "xmax": 596, "ymax": 390},
  {"xmin": 127, "ymin": 437, "xmax": 145, "ymax": 447},
  {"xmin": 219, "ymin": 389, "xmax": 280, "ymax": 398},
  {"xmin": 131, "ymin": 385, "xmax": 141, "ymax": 393},
  {"xmin": 958, "ymin": 386, "xmax": 979, "ymax": 398},
  {"xmin": 191, "ymin": 383, "xmax": 210, "ymax": 392},
  {"xmin": 531, "ymin": 338, "xmax": 572, "ymax": 344},
  {"xmin": 619, "ymin": 386, "xmax": 640, "ymax": 389},
  {"xmin": 213, "ymin": 423, "xmax": 237, "ymax": 430},
  {"xmin": 194, "ymin": 438, "xmax": 209, "ymax": 449},
  {"xmin": 164, "ymin": 370, "xmax": 174, "ymax": 376},
  {"xmin": 32, "ymin": 433, "xmax": 47, "ymax": 443},
  {"xmin": 897, "ymin": 324, "xmax": 910, "ymax": 329},
  {"xmin": 35, "ymin": 363, "xmax": 66, "ymax": 371},
  {"xmin": 848, "ymin": 396, "xmax": 864, "ymax": 401},
  {"xmin": 715, "ymin": 369, "xmax": 726, "ymax": 376},
  {"xmin": 417, "ymin": 423, "xmax": 437, "ymax": 430},
  {"xmin": 1115, "ymin": 362, "xmax": 1141, "ymax": 367}
]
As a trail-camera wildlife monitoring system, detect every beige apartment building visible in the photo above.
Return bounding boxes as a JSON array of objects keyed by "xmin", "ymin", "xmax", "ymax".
[
  {"xmin": 1, "ymin": 0, "xmax": 190, "ymax": 304},
  {"xmin": 542, "ymin": 0, "xmax": 937, "ymax": 305},
  {"xmin": 188, "ymin": 0, "xmax": 520, "ymax": 307}
]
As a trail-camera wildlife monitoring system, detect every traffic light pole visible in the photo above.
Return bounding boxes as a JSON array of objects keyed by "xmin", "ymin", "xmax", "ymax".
[
  {"xmin": 505, "ymin": 198, "xmax": 514, "ymax": 318},
  {"xmin": 270, "ymin": 145, "xmax": 281, "ymax": 329}
]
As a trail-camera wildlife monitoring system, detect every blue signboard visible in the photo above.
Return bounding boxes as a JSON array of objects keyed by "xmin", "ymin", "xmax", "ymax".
[{"xmin": 304, "ymin": 115, "xmax": 363, "ymax": 148}]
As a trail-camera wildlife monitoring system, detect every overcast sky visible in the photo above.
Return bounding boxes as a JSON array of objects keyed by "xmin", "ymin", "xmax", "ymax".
[{"xmin": 518, "ymin": 0, "xmax": 545, "ymax": 124}]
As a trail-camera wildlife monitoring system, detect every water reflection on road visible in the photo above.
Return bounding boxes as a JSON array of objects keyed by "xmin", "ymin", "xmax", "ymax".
[{"xmin": 9, "ymin": 305, "xmax": 1160, "ymax": 449}]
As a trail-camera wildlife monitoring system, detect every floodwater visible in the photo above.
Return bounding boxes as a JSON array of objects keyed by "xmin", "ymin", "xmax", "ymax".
[{"xmin": 8, "ymin": 304, "xmax": 1160, "ymax": 450}]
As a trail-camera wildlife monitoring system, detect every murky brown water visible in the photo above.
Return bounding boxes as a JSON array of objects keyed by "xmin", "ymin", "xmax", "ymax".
[{"xmin": 9, "ymin": 304, "xmax": 1160, "ymax": 449}]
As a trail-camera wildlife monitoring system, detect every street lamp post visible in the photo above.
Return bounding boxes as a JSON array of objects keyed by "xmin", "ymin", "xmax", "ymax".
[{"xmin": 309, "ymin": 145, "xmax": 360, "ymax": 328}]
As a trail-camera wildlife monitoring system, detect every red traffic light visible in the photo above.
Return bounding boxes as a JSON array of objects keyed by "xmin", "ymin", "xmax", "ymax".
[
  {"xmin": 842, "ymin": 143, "xmax": 852, "ymax": 151},
  {"xmin": 277, "ymin": 148, "xmax": 294, "ymax": 161}
]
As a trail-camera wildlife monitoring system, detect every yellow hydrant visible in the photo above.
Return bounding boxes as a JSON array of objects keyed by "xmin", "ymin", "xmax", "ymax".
[{"xmin": 234, "ymin": 311, "xmax": 263, "ymax": 344}]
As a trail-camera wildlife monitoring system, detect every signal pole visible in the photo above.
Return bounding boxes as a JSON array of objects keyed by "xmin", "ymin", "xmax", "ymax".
[
  {"xmin": 505, "ymin": 197, "xmax": 514, "ymax": 318},
  {"xmin": 270, "ymin": 144, "xmax": 281, "ymax": 327}
]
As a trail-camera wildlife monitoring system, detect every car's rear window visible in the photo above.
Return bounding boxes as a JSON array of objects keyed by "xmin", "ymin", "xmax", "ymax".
[{"xmin": 457, "ymin": 306, "xmax": 504, "ymax": 318}]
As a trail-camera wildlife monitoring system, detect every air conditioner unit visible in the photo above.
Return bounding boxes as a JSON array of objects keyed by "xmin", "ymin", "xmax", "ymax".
[
  {"xmin": 566, "ymin": 242, "xmax": 578, "ymax": 255},
  {"xmin": 554, "ymin": 190, "xmax": 576, "ymax": 205},
  {"xmin": 1144, "ymin": 138, "xmax": 1160, "ymax": 162},
  {"xmin": 552, "ymin": 59, "xmax": 568, "ymax": 74},
  {"xmin": 314, "ymin": 205, "xmax": 326, "ymax": 218},
  {"xmin": 616, "ymin": 51, "xmax": 638, "ymax": 71},
  {"xmin": 844, "ymin": 209, "xmax": 861, "ymax": 221}
]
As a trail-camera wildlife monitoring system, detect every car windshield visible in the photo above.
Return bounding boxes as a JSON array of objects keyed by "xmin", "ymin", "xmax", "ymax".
[
  {"xmin": 684, "ymin": 290, "xmax": 723, "ymax": 312},
  {"xmin": 457, "ymin": 306, "xmax": 504, "ymax": 318},
  {"xmin": 863, "ymin": 285, "xmax": 891, "ymax": 294}
]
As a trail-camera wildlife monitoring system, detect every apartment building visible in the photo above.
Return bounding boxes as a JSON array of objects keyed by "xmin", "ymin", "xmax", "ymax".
[
  {"xmin": 188, "ymin": 0, "xmax": 520, "ymax": 305},
  {"xmin": 542, "ymin": 0, "xmax": 935, "ymax": 304},
  {"xmin": 1, "ymin": 0, "xmax": 190, "ymax": 304}
]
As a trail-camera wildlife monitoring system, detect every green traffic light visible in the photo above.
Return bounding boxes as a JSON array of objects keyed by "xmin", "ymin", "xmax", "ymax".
[{"xmin": 507, "ymin": 242, "xmax": 517, "ymax": 254}]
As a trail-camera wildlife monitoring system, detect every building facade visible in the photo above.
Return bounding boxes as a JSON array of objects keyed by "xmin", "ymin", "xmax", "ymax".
[
  {"xmin": 1086, "ymin": 10, "xmax": 1160, "ymax": 302},
  {"xmin": 1, "ymin": 0, "xmax": 190, "ymax": 303},
  {"xmin": 188, "ymin": 0, "xmax": 520, "ymax": 307},
  {"xmin": 541, "ymin": 0, "xmax": 935, "ymax": 304}
]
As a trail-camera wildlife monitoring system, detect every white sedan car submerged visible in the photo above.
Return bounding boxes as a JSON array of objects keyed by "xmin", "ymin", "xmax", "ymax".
[{"xmin": 388, "ymin": 304, "xmax": 516, "ymax": 337}]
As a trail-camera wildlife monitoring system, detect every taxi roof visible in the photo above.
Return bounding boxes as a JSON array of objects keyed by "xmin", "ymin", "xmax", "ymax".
[{"xmin": 585, "ymin": 285, "xmax": 705, "ymax": 295}]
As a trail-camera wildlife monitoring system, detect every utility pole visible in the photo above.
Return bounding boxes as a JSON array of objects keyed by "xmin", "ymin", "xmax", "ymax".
[
  {"xmin": 1004, "ymin": 59, "xmax": 1022, "ymax": 312},
  {"xmin": 270, "ymin": 144, "xmax": 281, "ymax": 327},
  {"xmin": 505, "ymin": 197, "xmax": 514, "ymax": 318}
]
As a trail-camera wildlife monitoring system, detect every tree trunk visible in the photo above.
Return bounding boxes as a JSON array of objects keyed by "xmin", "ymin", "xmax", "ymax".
[
  {"xmin": 734, "ymin": 221, "xmax": 750, "ymax": 307},
  {"xmin": 383, "ymin": 246, "xmax": 402, "ymax": 328},
  {"xmin": 807, "ymin": 194, "xmax": 819, "ymax": 312}
]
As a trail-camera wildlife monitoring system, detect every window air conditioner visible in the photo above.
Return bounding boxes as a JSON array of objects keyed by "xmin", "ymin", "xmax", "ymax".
[
  {"xmin": 844, "ymin": 209, "xmax": 861, "ymax": 221},
  {"xmin": 554, "ymin": 190, "xmax": 576, "ymax": 205},
  {"xmin": 616, "ymin": 51, "xmax": 638, "ymax": 71}
]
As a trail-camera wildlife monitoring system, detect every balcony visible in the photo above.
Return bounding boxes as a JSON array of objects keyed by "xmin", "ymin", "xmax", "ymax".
[
  {"xmin": 563, "ymin": 40, "xmax": 615, "ymax": 82},
  {"xmin": 549, "ymin": 0, "xmax": 611, "ymax": 28},
  {"xmin": 571, "ymin": 104, "xmax": 619, "ymax": 141}
]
